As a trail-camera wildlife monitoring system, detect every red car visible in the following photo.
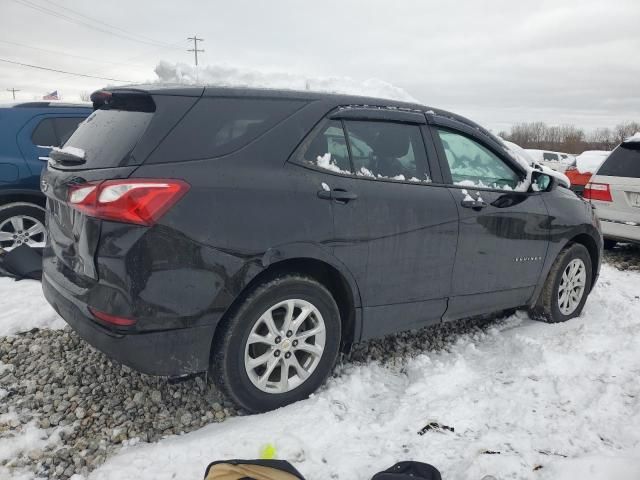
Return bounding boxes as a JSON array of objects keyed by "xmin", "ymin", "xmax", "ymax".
[{"xmin": 566, "ymin": 151, "xmax": 611, "ymax": 195}]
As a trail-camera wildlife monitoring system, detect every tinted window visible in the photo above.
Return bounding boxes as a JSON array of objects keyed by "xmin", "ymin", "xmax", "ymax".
[
  {"xmin": 31, "ymin": 118, "xmax": 58, "ymax": 146},
  {"xmin": 437, "ymin": 129, "xmax": 521, "ymax": 189},
  {"xmin": 597, "ymin": 144, "xmax": 640, "ymax": 178},
  {"xmin": 299, "ymin": 120, "xmax": 351, "ymax": 173},
  {"xmin": 54, "ymin": 117, "xmax": 84, "ymax": 145},
  {"xmin": 543, "ymin": 152, "xmax": 559, "ymax": 161},
  {"xmin": 155, "ymin": 97, "xmax": 306, "ymax": 161},
  {"xmin": 343, "ymin": 121, "xmax": 427, "ymax": 180},
  {"xmin": 64, "ymin": 109, "xmax": 153, "ymax": 169}
]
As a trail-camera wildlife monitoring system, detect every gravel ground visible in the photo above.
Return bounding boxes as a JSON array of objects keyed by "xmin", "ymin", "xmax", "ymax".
[
  {"xmin": 603, "ymin": 242, "xmax": 640, "ymax": 271},
  {"xmin": 0, "ymin": 249, "xmax": 638, "ymax": 479}
]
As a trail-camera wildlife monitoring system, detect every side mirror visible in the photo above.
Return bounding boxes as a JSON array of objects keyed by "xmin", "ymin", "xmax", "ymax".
[{"xmin": 530, "ymin": 171, "xmax": 554, "ymax": 192}]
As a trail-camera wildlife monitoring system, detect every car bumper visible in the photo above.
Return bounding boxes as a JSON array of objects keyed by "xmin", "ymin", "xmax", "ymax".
[
  {"xmin": 42, "ymin": 272, "xmax": 215, "ymax": 376},
  {"xmin": 600, "ymin": 219, "xmax": 640, "ymax": 244}
]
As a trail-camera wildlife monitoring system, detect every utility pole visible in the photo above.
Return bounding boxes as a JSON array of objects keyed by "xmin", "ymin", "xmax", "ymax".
[
  {"xmin": 187, "ymin": 36, "xmax": 204, "ymax": 66},
  {"xmin": 6, "ymin": 88, "xmax": 20, "ymax": 99}
]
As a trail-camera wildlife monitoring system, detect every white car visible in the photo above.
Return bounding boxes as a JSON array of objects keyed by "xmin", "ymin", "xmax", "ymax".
[
  {"xmin": 525, "ymin": 149, "xmax": 576, "ymax": 173},
  {"xmin": 585, "ymin": 134, "xmax": 640, "ymax": 247}
]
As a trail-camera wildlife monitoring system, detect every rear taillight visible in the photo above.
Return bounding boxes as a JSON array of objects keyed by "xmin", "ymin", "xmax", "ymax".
[
  {"xmin": 584, "ymin": 182, "xmax": 612, "ymax": 202},
  {"xmin": 89, "ymin": 307, "xmax": 136, "ymax": 326},
  {"xmin": 68, "ymin": 179, "xmax": 190, "ymax": 226}
]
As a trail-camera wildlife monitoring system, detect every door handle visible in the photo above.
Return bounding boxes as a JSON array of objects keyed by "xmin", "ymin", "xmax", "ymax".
[
  {"xmin": 317, "ymin": 188, "xmax": 358, "ymax": 202},
  {"xmin": 461, "ymin": 198, "xmax": 487, "ymax": 210}
]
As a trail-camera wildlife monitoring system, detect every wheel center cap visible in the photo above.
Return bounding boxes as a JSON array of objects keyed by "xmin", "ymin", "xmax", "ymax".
[{"xmin": 281, "ymin": 339, "xmax": 291, "ymax": 351}]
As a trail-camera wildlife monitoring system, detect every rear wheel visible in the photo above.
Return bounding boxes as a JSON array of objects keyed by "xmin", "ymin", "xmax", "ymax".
[
  {"xmin": 0, "ymin": 203, "xmax": 46, "ymax": 251},
  {"xmin": 211, "ymin": 275, "xmax": 341, "ymax": 413},
  {"xmin": 530, "ymin": 243, "xmax": 592, "ymax": 323}
]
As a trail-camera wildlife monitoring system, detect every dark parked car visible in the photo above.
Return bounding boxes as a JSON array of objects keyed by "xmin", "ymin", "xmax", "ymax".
[
  {"xmin": 41, "ymin": 86, "xmax": 602, "ymax": 412},
  {"xmin": 0, "ymin": 101, "xmax": 90, "ymax": 251}
]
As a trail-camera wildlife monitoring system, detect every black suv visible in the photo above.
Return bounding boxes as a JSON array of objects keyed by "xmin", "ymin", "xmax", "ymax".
[{"xmin": 41, "ymin": 86, "xmax": 602, "ymax": 412}]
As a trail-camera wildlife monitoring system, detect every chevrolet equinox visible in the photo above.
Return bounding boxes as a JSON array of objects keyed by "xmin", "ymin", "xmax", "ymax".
[{"xmin": 41, "ymin": 86, "xmax": 602, "ymax": 412}]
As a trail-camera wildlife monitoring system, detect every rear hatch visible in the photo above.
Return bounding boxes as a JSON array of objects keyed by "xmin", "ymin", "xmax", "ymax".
[
  {"xmin": 41, "ymin": 88, "xmax": 201, "ymax": 281},
  {"xmin": 585, "ymin": 140, "xmax": 640, "ymax": 223}
]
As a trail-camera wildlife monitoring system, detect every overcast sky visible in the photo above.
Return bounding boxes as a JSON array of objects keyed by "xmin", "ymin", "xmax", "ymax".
[{"xmin": 1, "ymin": 0, "xmax": 639, "ymax": 132}]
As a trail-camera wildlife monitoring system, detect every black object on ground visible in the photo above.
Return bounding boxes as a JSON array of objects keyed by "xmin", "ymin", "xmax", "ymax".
[{"xmin": 0, "ymin": 244, "xmax": 43, "ymax": 280}]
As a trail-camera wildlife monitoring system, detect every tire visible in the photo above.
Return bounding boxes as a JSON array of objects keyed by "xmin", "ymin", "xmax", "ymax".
[
  {"xmin": 530, "ymin": 243, "xmax": 592, "ymax": 323},
  {"xmin": 0, "ymin": 202, "xmax": 47, "ymax": 252},
  {"xmin": 603, "ymin": 239, "xmax": 617, "ymax": 250},
  {"xmin": 211, "ymin": 275, "xmax": 341, "ymax": 413}
]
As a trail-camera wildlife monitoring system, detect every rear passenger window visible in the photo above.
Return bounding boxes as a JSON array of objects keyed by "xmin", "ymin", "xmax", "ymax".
[
  {"xmin": 343, "ymin": 121, "xmax": 427, "ymax": 180},
  {"xmin": 597, "ymin": 144, "xmax": 640, "ymax": 178},
  {"xmin": 437, "ymin": 129, "xmax": 521, "ymax": 190},
  {"xmin": 543, "ymin": 152, "xmax": 559, "ymax": 161},
  {"xmin": 31, "ymin": 118, "xmax": 58, "ymax": 147},
  {"xmin": 154, "ymin": 97, "xmax": 306, "ymax": 161},
  {"xmin": 299, "ymin": 120, "xmax": 352, "ymax": 173}
]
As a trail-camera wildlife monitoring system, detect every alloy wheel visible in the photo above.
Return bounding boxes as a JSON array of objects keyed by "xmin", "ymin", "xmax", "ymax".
[
  {"xmin": 558, "ymin": 258, "xmax": 587, "ymax": 315},
  {"xmin": 0, "ymin": 215, "xmax": 47, "ymax": 251},
  {"xmin": 244, "ymin": 298, "xmax": 326, "ymax": 394}
]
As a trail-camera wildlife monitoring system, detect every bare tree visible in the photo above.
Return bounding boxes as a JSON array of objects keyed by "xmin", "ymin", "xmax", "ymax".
[{"xmin": 79, "ymin": 91, "xmax": 91, "ymax": 102}]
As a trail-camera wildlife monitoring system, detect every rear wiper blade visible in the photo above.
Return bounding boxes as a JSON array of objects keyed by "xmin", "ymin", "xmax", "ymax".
[{"xmin": 49, "ymin": 146, "xmax": 87, "ymax": 166}]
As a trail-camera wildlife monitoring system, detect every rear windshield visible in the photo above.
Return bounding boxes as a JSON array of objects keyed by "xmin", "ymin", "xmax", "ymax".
[
  {"xmin": 148, "ymin": 97, "xmax": 306, "ymax": 163},
  {"xmin": 597, "ymin": 144, "xmax": 640, "ymax": 178},
  {"xmin": 63, "ymin": 109, "xmax": 153, "ymax": 169}
]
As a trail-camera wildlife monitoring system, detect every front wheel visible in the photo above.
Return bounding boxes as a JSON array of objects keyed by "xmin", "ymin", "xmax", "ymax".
[
  {"xmin": 211, "ymin": 275, "xmax": 341, "ymax": 413},
  {"xmin": 530, "ymin": 243, "xmax": 593, "ymax": 323}
]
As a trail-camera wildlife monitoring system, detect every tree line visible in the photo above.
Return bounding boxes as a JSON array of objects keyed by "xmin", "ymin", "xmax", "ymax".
[{"xmin": 498, "ymin": 121, "xmax": 640, "ymax": 154}]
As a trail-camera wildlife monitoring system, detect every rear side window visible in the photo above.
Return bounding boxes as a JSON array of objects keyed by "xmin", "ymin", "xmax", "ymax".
[
  {"xmin": 543, "ymin": 152, "xmax": 559, "ymax": 161},
  {"xmin": 343, "ymin": 121, "xmax": 427, "ymax": 180},
  {"xmin": 299, "ymin": 120, "xmax": 352, "ymax": 173},
  {"xmin": 31, "ymin": 118, "xmax": 57, "ymax": 146},
  {"xmin": 596, "ymin": 145, "xmax": 640, "ymax": 178},
  {"xmin": 64, "ymin": 109, "xmax": 153, "ymax": 169},
  {"xmin": 153, "ymin": 97, "xmax": 306, "ymax": 162}
]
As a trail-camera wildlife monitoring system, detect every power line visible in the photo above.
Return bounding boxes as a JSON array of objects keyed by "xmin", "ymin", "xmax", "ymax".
[
  {"xmin": 39, "ymin": 0, "xmax": 183, "ymax": 50},
  {"xmin": 187, "ymin": 36, "xmax": 204, "ymax": 66},
  {"xmin": 6, "ymin": 88, "xmax": 20, "ymax": 99},
  {"xmin": 0, "ymin": 58, "xmax": 135, "ymax": 83},
  {"xmin": 0, "ymin": 39, "xmax": 146, "ymax": 68},
  {"xmin": 11, "ymin": 0, "xmax": 183, "ymax": 51}
]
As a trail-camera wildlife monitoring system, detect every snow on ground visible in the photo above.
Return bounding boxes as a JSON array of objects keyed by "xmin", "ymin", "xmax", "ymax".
[
  {"xmin": 85, "ymin": 264, "xmax": 640, "ymax": 480},
  {"xmin": 0, "ymin": 277, "xmax": 64, "ymax": 336},
  {"xmin": 154, "ymin": 61, "xmax": 418, "ymax": 103}
]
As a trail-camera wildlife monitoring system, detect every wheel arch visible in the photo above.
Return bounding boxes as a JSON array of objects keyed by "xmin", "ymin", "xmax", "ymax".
[
  {"xmin": 567, "ymin": 232, "xmax": 600, "ymax": 292},
  {"xmin": 212, "ymin": 247, "xmax": 362, "ymax": 359}
]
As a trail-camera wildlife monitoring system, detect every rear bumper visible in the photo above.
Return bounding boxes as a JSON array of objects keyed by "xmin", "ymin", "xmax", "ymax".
[
  {"xmin": 42, "ymin": 272, "xmax": 215, "ymax": 376},
  {"xmin": 600, "ymin": 219, "xmax": 640, "ymax": 244}
]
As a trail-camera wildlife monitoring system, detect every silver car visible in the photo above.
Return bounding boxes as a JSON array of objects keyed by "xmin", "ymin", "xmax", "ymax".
[{"xmin": 585, "ymin": 135, "xmax": 640, "ymax": 248}]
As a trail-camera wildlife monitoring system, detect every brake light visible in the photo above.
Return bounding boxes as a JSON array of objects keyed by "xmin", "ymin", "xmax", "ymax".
[
  {"xmin": 89, "ymin": 307, "xmax": 136, "ymax": 326},
  {"xmin": 584, "ymin": 182, "xmax": 612, "ymax": 202},
  {"xmin": 68, "ymin": 179, "xmax": 190, "ymax": 225}
]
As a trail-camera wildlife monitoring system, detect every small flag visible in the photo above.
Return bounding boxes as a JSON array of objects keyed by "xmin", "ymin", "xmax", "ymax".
[{"xmin": 43, "ymin": 90, "xmax": 59, "ymax": 100}]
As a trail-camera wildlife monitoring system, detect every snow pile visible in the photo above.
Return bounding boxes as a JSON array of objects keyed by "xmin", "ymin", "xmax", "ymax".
[
  {"xmin": 576, "ymin": 150, "xmax": 610, "ymax": 174},
  {"xmin": 154, "ymin": 61, "xmax": 418, "ymax": 103},
  {"xmin": 90, "ymin": 264, "xmax": 640, "ymax": 480},
  {"xmin": 0, "ymin": 277, "xmax": 65, "ymax": 336},
  {"xmin": 624, "ymin": 132, "xmax": 640, "ymax": 143}
]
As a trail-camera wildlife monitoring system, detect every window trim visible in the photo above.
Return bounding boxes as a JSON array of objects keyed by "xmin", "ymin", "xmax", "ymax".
[
  {"xmin": 429, "ymin": 122, "xmax": 527, "ymax": 192},
  {"xmin": 290, "ymin": 113, "xmax": 435, "ymax": 186}
]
